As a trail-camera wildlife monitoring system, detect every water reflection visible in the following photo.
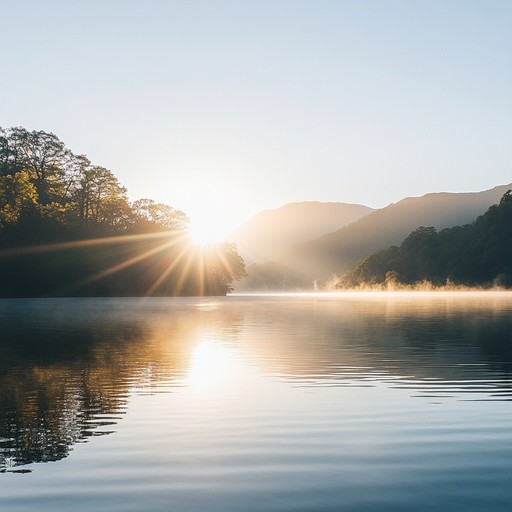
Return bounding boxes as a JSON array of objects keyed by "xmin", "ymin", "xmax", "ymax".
[
  {"xmin": 186, "ymin": 339, "xmax": 241, "ymax": 392},
  {"xmin": 1, "ymin": 294, "xmax": 512, "ymax": 472},
  {"xmin": 236, "ymin": 294, "xmax": 512, "ymax": 397},
  {"xmin": 0, "ymin": 298, "xmax": 243, "ymax": 472}
]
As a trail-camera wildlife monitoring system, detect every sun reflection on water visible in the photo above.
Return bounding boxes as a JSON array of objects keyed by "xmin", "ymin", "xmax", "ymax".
[{"xmin": 185, "ymin": 339, "xmax": 240, "ymax": 393}]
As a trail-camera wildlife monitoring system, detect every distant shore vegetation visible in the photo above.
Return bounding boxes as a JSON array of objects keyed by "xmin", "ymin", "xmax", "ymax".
[
  {"xmin": 0, "ymin": 127, "xmax": 245, "ymax": 297},
  {"xmin": 337, "ymin": 191, "xmax": 512, "ymax": 290}
]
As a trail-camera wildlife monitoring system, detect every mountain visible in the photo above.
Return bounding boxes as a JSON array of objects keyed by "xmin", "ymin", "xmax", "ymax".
[
  {"xmin": 238, "ymin": 184, "xmax": 512, "ymax": 290},
  {"xmin": 231, "ymin": 201, "xmax": 374, "ymax": 263},
  {"xmin": 338, "ymin": 190, "xmax": 512, "ymax": 288}
]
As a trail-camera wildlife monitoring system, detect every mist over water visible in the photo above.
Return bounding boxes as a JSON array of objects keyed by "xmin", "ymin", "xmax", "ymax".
[{"xmin": 2, "ymin": 294, "xmax": 512, "ymax": 511}]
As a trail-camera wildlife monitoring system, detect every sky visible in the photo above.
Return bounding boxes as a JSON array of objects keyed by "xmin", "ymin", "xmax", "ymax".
[{"xmin": 1, "ymin": 0, "xmax": 511, "ymax": 239}]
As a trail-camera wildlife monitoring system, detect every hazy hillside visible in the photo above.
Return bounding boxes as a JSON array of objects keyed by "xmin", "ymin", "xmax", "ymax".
[
  {"xmin": 237, "ymin": 184, "xmax": 512, "ymax": 290},
  {"xmin": 338, "ymin": 190, "xmax": 512, "ymax": 288},
  {"xmin": 231, "ymin": 201, "xmax": 374, "ymax": 263}
]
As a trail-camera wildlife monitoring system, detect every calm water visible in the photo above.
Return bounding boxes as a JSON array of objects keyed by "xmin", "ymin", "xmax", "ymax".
[{"xmin": 1, "ymin": 293, "xmax": 512, "ymax": 511}]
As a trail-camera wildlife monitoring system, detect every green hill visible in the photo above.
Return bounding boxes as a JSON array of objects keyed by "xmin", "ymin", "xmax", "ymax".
[
  {"xmin": 338, "ymin": 191, "xmax": 512, "ymax": 288},
  {"xmin": 0, "ymin": 127, "xmax": 245, "ymax": 296}
]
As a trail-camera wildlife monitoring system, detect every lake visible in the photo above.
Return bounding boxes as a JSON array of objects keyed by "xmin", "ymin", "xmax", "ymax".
[{"xmin": 1, "ymin": 293, "xmax": 512, "ymax": 511}]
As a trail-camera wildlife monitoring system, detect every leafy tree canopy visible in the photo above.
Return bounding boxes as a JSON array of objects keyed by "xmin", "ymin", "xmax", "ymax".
[{"xmin": 0, "ymin": 127, "xmax": 244, "ymax": 296}]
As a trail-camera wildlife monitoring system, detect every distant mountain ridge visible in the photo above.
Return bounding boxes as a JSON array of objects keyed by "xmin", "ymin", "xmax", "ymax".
[
  {"xmin": 236, "ymin": 184, "xmax": 512, "ymax": 291},
  {"xmin": 337, "ymin": 189, "xmax": 512, "ymax": 288},
  {"xmin": 231, "ymin": 201, "xmax": 374, "ymax": 263}
]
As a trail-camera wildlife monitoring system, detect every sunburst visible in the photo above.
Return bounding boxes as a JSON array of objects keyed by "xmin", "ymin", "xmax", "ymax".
[{"xmin": 0, "ymin": 229, "xmax": 240, "ymax": 297}]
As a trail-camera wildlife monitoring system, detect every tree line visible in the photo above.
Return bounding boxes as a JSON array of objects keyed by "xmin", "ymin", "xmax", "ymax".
[
  {"xmin": 337, "ymin": 191, "xmax": 512, "ymax": 289},
  {"xmin": 0, "ymin": 127, "xmax": 245, "ymax": 296}
]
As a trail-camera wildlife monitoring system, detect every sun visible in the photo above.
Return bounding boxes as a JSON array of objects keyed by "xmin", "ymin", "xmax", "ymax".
[{"xmin": 188, "ymin": 218, "xmax": 230, "ymax": 245}]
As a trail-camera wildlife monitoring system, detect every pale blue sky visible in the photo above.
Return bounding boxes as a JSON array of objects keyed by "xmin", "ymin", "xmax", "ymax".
[{"xmin": 1, "ymin": 0, "xmax": 511, "ymax": 236}]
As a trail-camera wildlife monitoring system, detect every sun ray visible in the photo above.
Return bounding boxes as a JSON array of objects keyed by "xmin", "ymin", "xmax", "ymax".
[
  {"xmin": 172, "ymin": 246, "xmax": 198, "ymax": 296},
  {"xmin": 197, "ymin": 246, "xmax": 205, "ymax": 297},
  {"xmin": 214, "ymin": 244, "xmax": 233, "ymax": 276},
  {"xmin": 144, "ymin": 243, "xmax": 191, "ymax": 297},
  {"xmin": 0, "ymin": 230, "xmax": 188, "ymax": 257},
  {"xmin": 80, "ymin": 234, "xmax": 187, "ymax": 286},
  {"xmin": 0, "ymin": 225, "xmax": 242, "ymax": 297}
]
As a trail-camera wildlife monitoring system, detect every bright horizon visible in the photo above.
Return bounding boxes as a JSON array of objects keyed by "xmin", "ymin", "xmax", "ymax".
[{"xmin": 1, "ymin": 1, "xmax": 511, "ymax": 240}]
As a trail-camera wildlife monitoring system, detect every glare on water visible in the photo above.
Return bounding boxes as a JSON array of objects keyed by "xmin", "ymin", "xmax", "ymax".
[{"xmin": 2, "ymin": 293, "xmax": 512, "ymax": 512}]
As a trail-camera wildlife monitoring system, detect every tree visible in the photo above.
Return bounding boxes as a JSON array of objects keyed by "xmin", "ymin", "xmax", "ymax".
[
  {"xmin": 205, "ymin": 242, "xmax": 246, "ymax": 294},
  {"xmin": 0, "ymin": 171, "xmax": 39, "ymax": 227},
  {"xmin": 0, "ymin": 127, "xmax": 24, "ymax": 176},
  {"xmin": 73, "ymin": 165, "xmax": 131, "ymax": 230},
  {"xmin": 132, "ymin": 199, "xmax": 189, "ymax": 231},
  {"xmin": 14, "ymin": 129, "xmax": 71, "ymax": 204}
]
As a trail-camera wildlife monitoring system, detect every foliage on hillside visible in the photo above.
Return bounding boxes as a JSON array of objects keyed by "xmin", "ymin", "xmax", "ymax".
[
  {"xmin": 0, "ymin": 127, "xmax": 245, "ymax": 296},
  {"xmin": 237, "ymin": 184, "xmax": 511, "ymax": 290},
  {"xmin": 337, "ymin": 191, "xmax": 512, "ymax": 289}
]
